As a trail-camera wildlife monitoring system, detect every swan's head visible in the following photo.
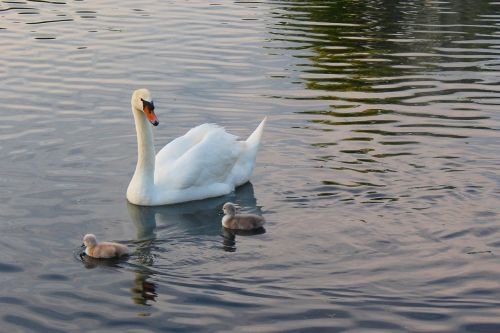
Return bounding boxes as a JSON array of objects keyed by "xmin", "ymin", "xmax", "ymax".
[
  {"xmin": 131, "ymin": 88, "xmax": 159, "ymax": 126},
  {"xmin": 82, "ymin": 233, "xmax": 98, "ymax": 248},
  {"xmin": 223, "ymin": 202, "xmax": 237, "ymax": 216}
]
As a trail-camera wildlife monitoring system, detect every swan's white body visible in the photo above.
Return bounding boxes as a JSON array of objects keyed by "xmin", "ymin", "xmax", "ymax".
[{"xmin": 126, "ymin": 89, "xmax": 266, "ymax": 206}]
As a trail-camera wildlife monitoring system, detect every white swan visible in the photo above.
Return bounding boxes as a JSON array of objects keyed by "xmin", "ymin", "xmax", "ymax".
[{"xmin": 126, "ymin": 89, "xmax": 266, "ymax": 206}]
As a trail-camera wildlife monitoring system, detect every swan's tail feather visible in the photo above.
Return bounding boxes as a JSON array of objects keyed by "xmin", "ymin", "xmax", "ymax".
[
  {"xmin": 232, "ymin": 117, "xmax": 266, "ymax": 187},
  {"xmin": 246, "ymin": 117, "xmax": 267, "ymax": 150}
]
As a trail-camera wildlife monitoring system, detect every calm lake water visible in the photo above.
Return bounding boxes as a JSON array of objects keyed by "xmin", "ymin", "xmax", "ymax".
[{"xmin": 1, "ymin": 0, "xmax": 499, "ymax": 332}]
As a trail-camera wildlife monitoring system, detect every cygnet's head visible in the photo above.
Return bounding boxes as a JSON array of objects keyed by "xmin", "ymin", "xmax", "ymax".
[
  {"xmin": 83, "ymin": 233, "xmax": 98, "ymax": 247},
  {"xmin": 223, "ymin": 202, "xmax": 237, "ymax": 216},
  {"xmin": 131, "ymin": 88, "xmax": 159, "ymax": 126}
]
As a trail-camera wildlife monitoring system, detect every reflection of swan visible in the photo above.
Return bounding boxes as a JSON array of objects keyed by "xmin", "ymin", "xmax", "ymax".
[
  {"xmin": 126, "ymin": 89, "xmax": 267, "ymax": 206},
  {"xmin": 221, "ymin": 227, "xmax": 266, "ymax": 253},
  {"xmin": 79, "ymin": 251, "xmax": 128, "ymax": 269},
  {"xmin": 127, "ymin": 203, "xmax": 157, "ymax": 241},
  {"xmin": 126, "ymin": 203, "xmax": 158, "ymax": 306},
  {"xmin": 127, "ymin": 182, "xmax": 265, "ymax": 253},
  {"xmin": 131, "ymin": 271, "xmax": 157, "ymax": 306},
  {"xmin": 127, "ymin": 182, "xmax": 262, "ymax": 237}
]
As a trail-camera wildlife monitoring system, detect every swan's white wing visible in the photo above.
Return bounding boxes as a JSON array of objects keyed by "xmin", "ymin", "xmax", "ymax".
[
  {"xmin": 154, "ymin": 124, "xmax": 241, "ymax": 190},
  {"xmin": 155, "ymin": 124, "xmax": 218, "ymax": 166}
]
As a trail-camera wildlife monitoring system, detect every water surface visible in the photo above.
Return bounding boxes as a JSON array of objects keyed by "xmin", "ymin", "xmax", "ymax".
[{"xmin": 0, "ymin": 0, "xmax": 499, "ymax": 332}]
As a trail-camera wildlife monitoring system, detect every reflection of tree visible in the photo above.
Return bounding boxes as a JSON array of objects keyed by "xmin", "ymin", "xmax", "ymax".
[
  {"xmin": 267, "ymin": 1, "xmax": 493, "ymax": 204},
  {"xmin": 272, "ymin": 0, "xmax": 494, "ymax": 95}
]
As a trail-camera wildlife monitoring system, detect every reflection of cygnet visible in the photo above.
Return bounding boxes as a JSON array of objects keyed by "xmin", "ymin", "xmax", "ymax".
[
  {"xmin": 82, "ymin": 234, "xmax": 129, "ymax": 259},
  {"xmin": 222, "ymin": 202, "xmax": 265, "ymax": 230}
]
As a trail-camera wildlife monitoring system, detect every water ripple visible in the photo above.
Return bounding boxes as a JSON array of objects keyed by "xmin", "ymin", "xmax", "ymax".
[{"xmin": 0, "ymin": 0, "xmax": 499, "ymax": 332}]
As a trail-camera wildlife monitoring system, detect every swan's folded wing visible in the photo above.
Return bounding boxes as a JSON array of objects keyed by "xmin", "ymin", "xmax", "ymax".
[
  {"xmin": 155, "ymin": 124, "xmax": 219, "ymax": 166},
  {"xmin": 155, "ymin": 125, "xmax": 241, "ymax": 190}
]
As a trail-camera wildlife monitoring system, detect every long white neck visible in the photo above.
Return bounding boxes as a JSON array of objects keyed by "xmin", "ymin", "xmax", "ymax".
[{"xmin": 130, "ymin": 107, "xmax": 156, "ymax": 191}]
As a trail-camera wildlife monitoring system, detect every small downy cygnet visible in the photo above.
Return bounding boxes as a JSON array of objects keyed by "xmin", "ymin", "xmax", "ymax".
[
  {"xmin": 82, "ymin": 234, "xmax": 129, "ymax": 259},
  {"xmin": 222, "ymin": 202, "xmax": 265, "ymax": 230}
]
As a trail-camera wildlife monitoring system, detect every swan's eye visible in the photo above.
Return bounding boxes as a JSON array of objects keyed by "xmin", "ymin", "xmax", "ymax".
[{"xmin": 141, "ymin": 98, "xmax": 155, "ymax": 111}]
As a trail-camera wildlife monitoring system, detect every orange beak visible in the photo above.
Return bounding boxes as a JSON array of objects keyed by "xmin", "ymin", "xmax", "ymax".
[{"xmin": 144, "ymin": 104, "xmax": 159, "ymax": 126}]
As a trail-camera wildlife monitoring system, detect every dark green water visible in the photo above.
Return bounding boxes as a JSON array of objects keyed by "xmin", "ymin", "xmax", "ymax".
[{"xmin": 0, "ymin": 0, "xmax": 499, "ymax": 332}]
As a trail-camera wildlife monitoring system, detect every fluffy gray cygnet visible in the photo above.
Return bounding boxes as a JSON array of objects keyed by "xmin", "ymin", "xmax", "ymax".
[
  {"xmin": 82, "ymin": 234, "xmax": 129, "ymax": 259},
  {"xmin": 222, "ymin": 202, "xmax": 265, "ymax": 230}
]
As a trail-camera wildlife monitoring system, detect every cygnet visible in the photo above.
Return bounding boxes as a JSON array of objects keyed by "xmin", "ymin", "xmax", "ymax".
[
  {"xmin": 82, "ymin": 234, "xmax": 129, "ymax": 259},
  {"xmin": 222, "ymin": 202, "xmax": 265, "ymax": 230}
]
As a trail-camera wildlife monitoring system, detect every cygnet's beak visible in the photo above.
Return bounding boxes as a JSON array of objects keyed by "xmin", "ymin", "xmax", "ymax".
[{"xmin": 141, "ymin": 99, "xmax": 159, "ymax": 126}]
